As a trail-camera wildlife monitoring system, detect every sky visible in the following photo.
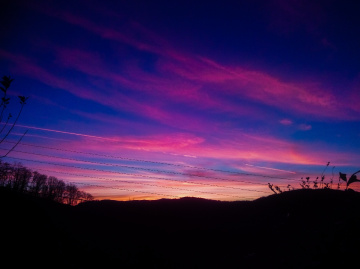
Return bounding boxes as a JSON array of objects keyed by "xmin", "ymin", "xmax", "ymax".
[{"xmin": 1, "ymin": 0, "xmax": 360, "ymax": 201}]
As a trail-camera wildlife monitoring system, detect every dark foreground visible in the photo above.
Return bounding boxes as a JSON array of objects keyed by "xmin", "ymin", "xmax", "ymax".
[{"xmin": 2, "ymin": 187, "xmax": 360, "ymax": 268}]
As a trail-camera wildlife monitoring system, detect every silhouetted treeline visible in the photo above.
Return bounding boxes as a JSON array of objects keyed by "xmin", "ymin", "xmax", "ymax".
[{"xmin": 0, "ymin": 160, "xmax": 93, "ymax": 205}]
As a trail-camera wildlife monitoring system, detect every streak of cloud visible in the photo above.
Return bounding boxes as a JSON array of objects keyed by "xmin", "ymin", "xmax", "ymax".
[
  {"xmin": 15, "ymin": 124, "xmax": 123, "ymax": 142},
  {"xmin": 244, "ymin": 164, "xmax": 296, "ymax": 174}
]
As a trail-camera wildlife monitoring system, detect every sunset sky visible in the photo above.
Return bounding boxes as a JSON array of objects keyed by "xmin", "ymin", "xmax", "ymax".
[{"xmin": 1, "ymin": 0, "xmax": 359, "ymax": 200}]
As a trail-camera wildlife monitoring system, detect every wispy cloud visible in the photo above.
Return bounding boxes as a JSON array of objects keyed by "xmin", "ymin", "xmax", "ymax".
[
  {"xmin": 29, "ymin": 126, "xmax": 356, "ymax": 167},
  {"xmin": 280, "ymin": 119, "xmax": 293, "ymax": 125},
  {"xmin": 298, "ymin": 124, "xmax": 312, "ymax": 131},
  {"xmin": 15, "ymin": 124, "xmax": 123, "ymax": 142},
  {"xmin": 3, "ymin": 0, "xmax": 360, "ymax": 201},
  {"xmin": 27, "ymin": 3, "xmax": 360, "ymax": 121},
  {"xmin": 244, "ymin": 164, "xmax": 296, "ymax": 174}
]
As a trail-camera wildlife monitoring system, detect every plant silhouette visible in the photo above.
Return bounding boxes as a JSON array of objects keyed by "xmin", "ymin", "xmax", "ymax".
[
  {"xmin": 0, "ymin": 75, "xmax": 13, "ymax": 121},
  {"xmin": 339, "ymin": 170, "xmax": 360, "ymax": 190},
  {"xmin": 269, "ymin": 162, "xmax": 360, "ymax": 193},
  {"xmin": 268, "ymin": 183, "xmax": 282, "ymax": 194},
  {"xmin": 300, "ymin": 177, "xmax": 311, "ymax": 189},
  {"xmin": 0, "ymin": 76, "xmax": 29, "ymax": 157}
]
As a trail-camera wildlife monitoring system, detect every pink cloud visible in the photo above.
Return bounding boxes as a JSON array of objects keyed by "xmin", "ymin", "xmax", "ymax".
[
  {"xmin": 0, "ymin": 50, "xmax": 203, "ymax": 131},
  {"xmin": 52, "ymin": 43, "xmax": 355, "ymax": 125},
  {"xmin": 26, "ymin": 132, "xmax": 358, "ymax": 199},
  {"xmin": 3, "ymin": 47, "xmax": 359, "ymax": 172},
  {"xmin": 15, "ymin": 10, "xmax": 360, "ymax": 122},
  {"xmin": 4, "ymin": 49, "xmax": 267, "ymax": 135},
  {"xmin": 12, "ymin": 143, "xmax": 268, "ymax": 200},
  {"xmin": 11, "ymin": 123, "xmax": 360, "ymax": 200},
  {"xmin": 33, "ymin": 6, "xmax": 357, "ymax": 120},
  {"xmin": 7, "ymin": 2, "xmax": 358, "ymax": 201},
  {"xmin": 0, "ymin": 50, "xmax": 105, "ymax": 102},
  {"xmin": 298, "ymin": 124, "xmax": 312, "ymax": 131},
  {"xmin": 23, "ymin": 2, "xmax": 360, "ymax": 122},
  {"xmin": 42, "ymin": 127, "xmax": 360, "ymax": 168},
  {"xmin": 280, "ymin": 119, "xmax": 293, "ymax": 125}
]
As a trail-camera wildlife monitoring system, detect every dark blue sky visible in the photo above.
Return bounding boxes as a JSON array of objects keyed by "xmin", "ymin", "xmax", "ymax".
[{"xmin": 1, "ymin": 0, "xmax": 359, "ymax": 200}]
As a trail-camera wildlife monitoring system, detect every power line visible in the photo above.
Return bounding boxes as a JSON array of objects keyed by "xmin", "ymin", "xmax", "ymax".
[
  {"xmin": 4, "ymin": 140, "xmax": 300, "ymax": 182},
  {"xmin": 1, "ymin": 155, "xmax": 269, "ymax": 194},
  {"xmin": 35, "ymin": 167, "xmax": 246, "ymax": 199},
  {"xmin": 0, "ymin": 148, "xmax": 268, "ymax": 191},
  {"xmin": 29, "ymin": 174, "xmax": 260, "ymax": 201},
  {"xmin": 56, "ymin": 178, "xmax": 181, "ymax": 199},
  {"xmin": 3, "ymin": 129, "xmax": 343, "ymax": 197},
  {"xmin": 1, "ymin": 146, "xmax": 274, "ymax": 187}
]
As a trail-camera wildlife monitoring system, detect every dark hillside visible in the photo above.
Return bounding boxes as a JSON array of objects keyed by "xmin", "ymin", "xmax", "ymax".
[
  {"xmin": 2, "ymin": 188, "xmax": 360, "ymax": 268},
  {"xmin": 0, "ymin": 187, "xmax": 70, "ymax": 268}
]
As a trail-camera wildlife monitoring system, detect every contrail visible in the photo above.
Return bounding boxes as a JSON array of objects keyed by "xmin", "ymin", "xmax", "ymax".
[
  {"xmin": 11, "ymin": 132, "xmax": 73, "ymax": 142},
  {"xmin": 245, "ymin": 164, "xmax": 296, "ymax": 174},
  {"xmin": 14, "ymin": 124, "xmax": 122, "ymax": 142}
]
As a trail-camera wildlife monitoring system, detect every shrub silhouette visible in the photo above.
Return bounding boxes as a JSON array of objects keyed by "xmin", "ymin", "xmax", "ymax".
[
  {"xmin": 313, "ymin": 177, "xmax": 319, "ymax": 189},
  {"xmin": 287, "ymin": 184, "xmax": 294, "ymax": 191},
  {"xmin": 268, "ymin": 183, "xmax": 282, "ymax": 194},
  {"xmin": 274, "ymin": 185, "xmax": 282, "ymax": 193},
  {"xmin": 269, "ymin": 162, "xmax": 360, "ymax": 193},
  {"xmin": 298, "ymin": 162, "xmax": 335, "ymax": 190},
  {"xmin": 300, "ymin": 177, "xmax": 311, "ymax": 189},
  {"xmin": 297, "ymin": 163, "xmax": 360, "ymax": 192}
]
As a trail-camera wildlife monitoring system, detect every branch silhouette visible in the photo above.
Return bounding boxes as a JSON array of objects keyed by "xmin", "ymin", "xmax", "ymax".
[
  {"xmin": 0, "ymin": 75, "xmax": 13, "ymax": 123},
  {"xmin": 0, "ymin": 97, "xmax": 27, "ymax": 144},
  {"xmin": 0, "ymin": 113, "xmax": 12, "ymax": 135},
  {"xmin": 0, "ymin": 76, "xmax": 29, "ymax": 158}
]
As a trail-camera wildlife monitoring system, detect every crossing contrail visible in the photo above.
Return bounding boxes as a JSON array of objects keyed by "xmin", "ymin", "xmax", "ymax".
[
  {"xmin": 245, "ymin": 164, "xmax": 296, "ymax": 174},
  {"xmin": 14, "ymin": 124, "xmax": 122, "ymax": 142}
]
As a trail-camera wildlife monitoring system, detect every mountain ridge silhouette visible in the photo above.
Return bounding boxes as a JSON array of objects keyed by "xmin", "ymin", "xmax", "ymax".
[{"xmin": 2, "ymin": 187, "xmax": 360, "ymax": 268}]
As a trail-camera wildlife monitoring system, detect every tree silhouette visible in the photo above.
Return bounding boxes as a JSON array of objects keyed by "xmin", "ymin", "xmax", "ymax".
[
  {"xmin": 65, "ymin": 183, "xmax": 81, "ymax": 205},
  {"xmin": 0, "ymin": 160, "xmax": 93, "ymax": 205},
  {"xmin": 12, "ymin": 162, "xmax": 32, "ymax": 193},
  {"xmin": 46, "ymin": 176, "xmax": 66, "ymax": 203},
  {"xmin": 30, "ymin": 171, "xmax": 47, "ymax": 196}
]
